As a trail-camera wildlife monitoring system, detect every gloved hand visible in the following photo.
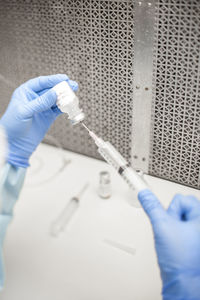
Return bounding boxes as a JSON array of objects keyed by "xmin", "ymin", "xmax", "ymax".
[
  {"xmin": 0, "ymin": 74, "xmax": 78, "ymax": 168},
  {"xmin": 138, "ymin": 189, "xmax": 200, "ymax": 300}
]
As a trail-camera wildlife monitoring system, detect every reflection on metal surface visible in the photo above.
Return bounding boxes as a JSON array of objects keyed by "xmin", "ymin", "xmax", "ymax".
[
  {"xmin": 150, "ymin": 0, "xmax": 200, "ymax": 189},
  {"xmin": 132, "ymin": 0, "xmax": 155, "ymax": 172},
  {"xmin": 0, "ymin": 0, "xmax": 199, "ymax": 189}
]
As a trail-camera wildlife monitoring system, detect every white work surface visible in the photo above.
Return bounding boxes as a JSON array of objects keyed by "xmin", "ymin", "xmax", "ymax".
[{"xmin": 1, "ymin": 144, "xmax": 200, "ymax": 300}]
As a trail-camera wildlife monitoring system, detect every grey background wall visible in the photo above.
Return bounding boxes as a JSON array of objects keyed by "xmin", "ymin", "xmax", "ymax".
[
  {"xmin": 0, "ymin": 0, "xmax": 199, "ymax": 189},
  {"xmin": 150, "ymin": 0, "xmax": 200, "ymax": 189}
]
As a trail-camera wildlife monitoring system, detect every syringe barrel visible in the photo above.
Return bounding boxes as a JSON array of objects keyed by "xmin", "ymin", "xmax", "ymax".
[
  {"xmin": 98, "ymin": 142, "xmax": 148, "ymax": 193},
  {"xmin": 121, "ymin": 167, "xmax": 148, "ymax": 192},
  {"xmin": 98, "ymin": 142, "xmax": 128, "ymax": 171},
  {"xmin": 50, "ymin": 197, "xmax": 79, "ymax": 237}
]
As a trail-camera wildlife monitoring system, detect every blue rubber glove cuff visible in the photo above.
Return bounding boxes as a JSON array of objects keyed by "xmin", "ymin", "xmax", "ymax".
[
  {"xmin": 5, "ymin": 139, "xmax": 32, "ymax": 169},
  {"xmin": 0, "ymin": 163, "xmax": 26, "ymax": 289}
]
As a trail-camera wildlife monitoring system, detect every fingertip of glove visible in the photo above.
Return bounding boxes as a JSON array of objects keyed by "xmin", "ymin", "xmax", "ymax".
[
  {"xmin": 174, "ymin": 193, "xmax": 182, "ymax": 198},
  {"xmin": 47, "ymin": 88, "xmax": 57, "ymax": 100},
  {"xmin": 68, "ymin": 80, "xmax": 79, "ymax": 91},
  {"xmin": 55, "ymin": 74, "xmax": 69, "ymax": 81},
  {"xmin": 172, "ymin": 194, "xmax": 184, "ymax": 202},
  {"xmin": 138, "ymin": 189, "xmax": 153, "ymax": 201}
]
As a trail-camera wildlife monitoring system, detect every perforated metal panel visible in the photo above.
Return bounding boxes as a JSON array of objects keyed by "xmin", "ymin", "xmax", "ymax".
[
  {"xmin": 149, "ymin": 0, "xmax": 200, "ymax": 188},
  {"xmin": 0, "ymin": 0, "xmax": 199, "ymax": 189},
  {"xmin": 0, "ymin": 0, "xmax": 134, "ymax": 162}
]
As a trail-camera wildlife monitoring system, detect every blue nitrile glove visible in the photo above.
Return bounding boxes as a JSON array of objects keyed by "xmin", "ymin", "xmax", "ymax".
[
  {"xmin": 138, "ymin": 189, "xmax": 200, "ymax": 300},
  {"xmin": 0, "ymin": 74, "xmax": 78, "ymax": 168}
]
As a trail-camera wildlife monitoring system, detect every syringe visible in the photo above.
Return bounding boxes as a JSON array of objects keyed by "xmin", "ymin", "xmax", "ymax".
[
  {"xmin": 50, "ymin": 183, "xmax": 89, "ymax": 237},
  {"xmin": 82, "ymin": 123, "xmax": 148, "ymax": 193}
]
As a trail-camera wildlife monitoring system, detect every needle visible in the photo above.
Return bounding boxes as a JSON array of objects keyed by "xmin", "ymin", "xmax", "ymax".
[
  {"xmin": 76, "ymin": 183, "xmax": 90, "ymax": 199},
  {"xmin": 103, "ymin": 239, "xmax": 136, "ymax": 256},
  {"xmin": 81, "ymin": 122, "xmax": 91, "ymax": 133},
  {"xmin": 81, "ymin": 122, "xmax": 103, "ymax": 147}
]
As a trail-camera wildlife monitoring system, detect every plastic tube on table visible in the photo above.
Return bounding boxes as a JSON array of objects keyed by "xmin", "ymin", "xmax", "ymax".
[
  {"xmin": 103, "ymin": 239, "xmax": 136, "ymax": 256},
  {"xmin": 50, "ymin": 183, "xmax": 89, "ymax": 237}
]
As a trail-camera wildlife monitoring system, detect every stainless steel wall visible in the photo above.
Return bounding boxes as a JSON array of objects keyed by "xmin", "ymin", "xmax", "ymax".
[
  {"xmin": 150, "ymin": 0, "xmax": 200, "ymax": 189},
  {"xmin": 0, "ymin": 0, "xmax": 199, "ymax": 189}
]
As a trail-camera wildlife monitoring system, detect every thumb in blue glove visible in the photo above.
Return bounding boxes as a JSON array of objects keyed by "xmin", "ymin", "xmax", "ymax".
[
  {"xmin": 138, "ymin": 189, "xmax": 200, "ymax": 300},
  {"xmin": 0, "ymin": 74, "xmax": 78, "ymax": 168}
]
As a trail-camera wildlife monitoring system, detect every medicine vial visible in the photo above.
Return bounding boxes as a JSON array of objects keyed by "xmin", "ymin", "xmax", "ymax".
[
  {"xmin": 98, "ymin": 171, "xmax": 112, "ymax": 199},
  {"xmin": 53, "ymin": 81, "xmax": 85, "ymax": 125}
]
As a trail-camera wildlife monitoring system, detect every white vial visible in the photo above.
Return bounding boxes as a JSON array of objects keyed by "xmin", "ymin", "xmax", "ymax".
[
  {"xmin": 53, "ymin": 81, "xmax": 85, "ymax": 125},
  {"xmin": 98, "ymin": 171, "xmax": 112, "ymax": 199}
]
